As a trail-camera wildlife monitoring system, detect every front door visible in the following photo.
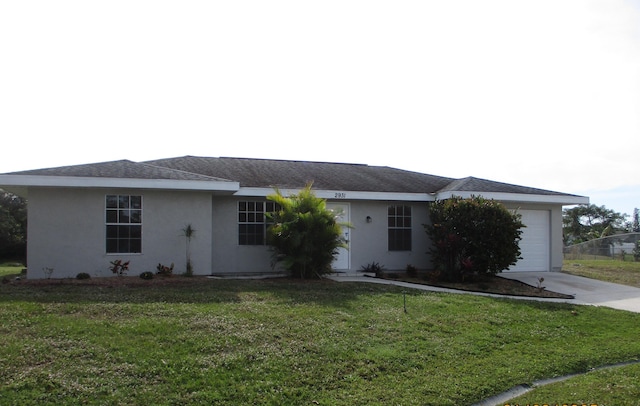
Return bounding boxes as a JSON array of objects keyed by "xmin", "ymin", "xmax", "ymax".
[{"xmin": 327, "ymin": 202, "xmax": 350, "ymax": 270}]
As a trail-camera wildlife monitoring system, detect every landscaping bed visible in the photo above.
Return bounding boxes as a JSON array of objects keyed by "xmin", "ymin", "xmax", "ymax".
[
  {"xmin": 5, "ymin": 270, "xmax": 575, "ymax": 299},
  {"xmin": 379, "ymin": 271, "xmax": 575, "ymax": 299}
]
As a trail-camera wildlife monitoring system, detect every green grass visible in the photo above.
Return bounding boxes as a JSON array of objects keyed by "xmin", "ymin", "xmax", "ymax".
[
  {"xmin": 507, "ymin": 362, "xmax": 640, "ymax": 406},
  {"xmin": 502, "ymin": 259, "xmax": 640, "ymax": 404},
  {"xmin": 1, "ymin": 277, "xmax": 640, "ymax": 405},
  {"xmin": 563, "ymin": 258, "xmax": 640, "ymax": 288},
  {"xmin": 0, "ymin": 262, "xmax": 24, "ymax": 278}
]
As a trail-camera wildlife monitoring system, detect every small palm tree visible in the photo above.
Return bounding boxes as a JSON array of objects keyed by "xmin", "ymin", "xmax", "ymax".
[
  {"xmin": 182, "ymin": 224, "xmax": 196, "ymax": 276},
  {"xmin": 266, "ymin": 183, "xmax": 350, "ymax": 279}
]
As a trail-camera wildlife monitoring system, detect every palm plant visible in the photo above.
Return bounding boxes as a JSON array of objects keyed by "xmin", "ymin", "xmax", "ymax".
[
  {"xmin": 181, "ymin": 224, "xmax": 196, "ymax": 276},
  {"xmin": 266, "ymin": 183, "xmax": 350, "ymax": 278}
]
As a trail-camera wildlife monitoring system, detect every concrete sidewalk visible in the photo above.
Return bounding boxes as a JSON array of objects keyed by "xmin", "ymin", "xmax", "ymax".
[{"xmin": 328, "ymin": 271, "xmax": 640, "ymax": 313}]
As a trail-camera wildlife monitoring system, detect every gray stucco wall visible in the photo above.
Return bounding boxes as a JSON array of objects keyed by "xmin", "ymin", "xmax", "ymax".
[
  {"xmin": 209, "ymin": 197, "xmax": 433, "ymax": 275},
  {"xmin": 549, "ymin": 205, "xmax": 564, "ymax": 272},
  {"xmin": 26, "ymin": 188, "xmax": 213, "ymax": 279},
  {"xmin": 207, "ymin": 199, "xmax": 563, "ymax": 275},
  {"xmin": 347, "ymin": 200, "xmax": 431, "ymax": 272},
  {"xmin": 23, "ymin": 188, "xmax": 563, "ymax": 279},
  {"xmin": 211, "ymin": 196, "xmax": 274, "ymax": 275}
]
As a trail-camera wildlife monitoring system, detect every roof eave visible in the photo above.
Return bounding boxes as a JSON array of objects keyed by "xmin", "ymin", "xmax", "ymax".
[
  {"xmin": 235, "ymin": 187, "xmax": 434, "ymax": 201},
  {"xmin": 0, "ymin": 175, "xmax": 240, "ymax": 192}
]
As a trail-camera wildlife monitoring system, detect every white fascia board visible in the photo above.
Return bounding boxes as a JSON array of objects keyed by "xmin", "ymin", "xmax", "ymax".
[
  {"xmin": 435, "ymin": 191, "xmax": 589, "ymax": 205},
  {"xmin": 0, "ymin": 175, "xmax": 240, "ymax": 192},
  {"xmin": 234, "ymin": 187, "xmax": 434, "ymax": 202}
]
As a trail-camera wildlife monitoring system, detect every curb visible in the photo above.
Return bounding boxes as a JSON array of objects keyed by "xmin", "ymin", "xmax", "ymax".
[{"xmin": 472, "ymin": 359, "xmax": 640, "ymax": 406}]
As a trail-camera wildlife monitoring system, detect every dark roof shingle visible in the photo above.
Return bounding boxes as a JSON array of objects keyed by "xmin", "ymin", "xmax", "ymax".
[
  {"xmin": 145, "ymin": 156, "xmax": 455, "ymax": 193},
  {"xmin": 4, "ymin": 155, "xmax": 579, "ymax": 198},
  {"xmin": 437, "ymin": 176, "xmax": 570, "ymax": 196},
  {"xmin": 8, "ymin": 160, "xmax": 232, "ymax": 182}
]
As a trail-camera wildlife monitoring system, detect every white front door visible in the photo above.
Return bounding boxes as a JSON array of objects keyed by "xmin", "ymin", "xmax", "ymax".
[{"xmin": 327, "ymin": 202, "xmax": 350, "ymax": 270}]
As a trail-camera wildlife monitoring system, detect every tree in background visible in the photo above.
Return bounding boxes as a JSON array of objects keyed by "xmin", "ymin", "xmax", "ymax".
[
  {"xmin": 0, "ymin": 190, "xmax": 27, "ymax": 261},
  {"xmin": 632, "ymin": 208, "xmax": 640, "ymax": 233},
  {"xmin": 266, "ymin": 184, "xmax": 349, "ymax": 279},
  {"xmin": 562, "ymin": 204, "xmax": 628, "ymax": 245},
  {"xmin": 424, "ymin": 196, "xmax": 525, "ymax": 282}
]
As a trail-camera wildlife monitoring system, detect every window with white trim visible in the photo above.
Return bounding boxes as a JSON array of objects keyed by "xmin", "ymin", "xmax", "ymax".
[
  {"xmin": 388, "ymin": 204, "xmax": 412, "ymax": 251},
  {"xmin": 106, "ymin": 195, "xmax": 142, "ymax": 253}
]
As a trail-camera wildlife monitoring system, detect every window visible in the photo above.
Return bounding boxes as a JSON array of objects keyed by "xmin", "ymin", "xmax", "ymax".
[
  {"xmin": 388, "ymin": 205, "xmax": 412, "ymax": 251},
  {"xmin": 106, "ymin": 195, "xmax": 142, "ymax": 253},
  {"xmin": 238, "ymin": 201, "xmax": 278, "ymax": 245}
]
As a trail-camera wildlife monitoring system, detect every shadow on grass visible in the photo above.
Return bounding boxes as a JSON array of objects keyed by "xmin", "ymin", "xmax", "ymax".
[
  {"xmin": 0, "ymin": 276, "xmax": 412, "ymax": 308},
  {"xmin": 0, "ymin": 275, "xmax": 588, "ymax": 319}
]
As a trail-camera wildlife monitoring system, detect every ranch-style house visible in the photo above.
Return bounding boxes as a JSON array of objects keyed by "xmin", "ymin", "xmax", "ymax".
[{"xmin": 0, "ymin": 156, "xmax": 588, "ymax": 279}]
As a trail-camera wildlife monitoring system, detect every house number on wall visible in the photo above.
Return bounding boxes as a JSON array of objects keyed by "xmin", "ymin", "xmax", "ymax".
[{"xmin": 334, "ymin": 192, "xmax": 347, "ymax": 199}]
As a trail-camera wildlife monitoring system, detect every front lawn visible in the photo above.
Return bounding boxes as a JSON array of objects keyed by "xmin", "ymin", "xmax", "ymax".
[
  {"xmin": 507, "ymin": 361, "xmax": 640, "ymax": 405},
  {"xmin": 562, "ymin": 259, "xmax": 640, "ymax": 288},
  {"xmin": 0, "ymin": 261, "xmax": 24, "ymax": 278},
  {"xmin": 1, "ymin": 277, "xmax": 640, "ymax": 405}
]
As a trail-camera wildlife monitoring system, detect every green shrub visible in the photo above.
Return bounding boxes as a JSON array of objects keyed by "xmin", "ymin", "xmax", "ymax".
[
  {"xmin": 76, "ymin": 272, "xmax": 91, "ymax": 280},
  {"xmin": 140, "ymin": 271, "xmax": 154, "ymax": 280},
  {"xmin": 424, "ymin": 195, "xmax": 525, "ymax": 282},
  {"xmin": 266, "ymin": 184, "xmax": 350, "ymax": 279}
]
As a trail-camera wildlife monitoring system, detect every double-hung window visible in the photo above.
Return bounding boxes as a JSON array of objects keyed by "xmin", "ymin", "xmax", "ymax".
[
  {"xmin": 106, "ymin": 195, "xmax": 142, "ymax": 253},
  {"xmin": 238, "ymin": 201, "xmax": 278, "ymax": 245},
  {"xmin": 388, "ymin": 205, "xmax": 412, "ymax": 251}
]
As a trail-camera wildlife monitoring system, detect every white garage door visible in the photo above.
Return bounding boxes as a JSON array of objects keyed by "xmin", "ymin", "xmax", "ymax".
[{"xmin": 510, "ymin": 209, "xmax": 550, "ymax": 272}]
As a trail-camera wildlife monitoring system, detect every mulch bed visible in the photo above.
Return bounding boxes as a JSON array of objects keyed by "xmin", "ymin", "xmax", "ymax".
[
  {"xmin": 381, "ymin": 272, "xmax": 575, "ymax": 299},
  {"xmin": 3, "ymin": 274, "xmax": 208, "ymax": 287}
]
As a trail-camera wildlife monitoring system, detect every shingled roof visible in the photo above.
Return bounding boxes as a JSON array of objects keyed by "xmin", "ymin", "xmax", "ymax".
[
  {"xmin": 145, "ymin": 156, "xmax": 456, "ymax": 194},
  {"xmin": 8, "ymin": 159, "xmax": 231, "ymax": 182},
  {"xmin": 437, "ymin": 176, "xmax": 571, "ymax": 197},
  {"xmin": 2, "ymin": 155, "xmax": 582, "ymax": 200}
]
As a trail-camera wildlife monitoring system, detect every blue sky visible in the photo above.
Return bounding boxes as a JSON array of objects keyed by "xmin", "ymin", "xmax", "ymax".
[{"xmin": 1, "ymin": 1, "xmax": 639, "ymax": 217}]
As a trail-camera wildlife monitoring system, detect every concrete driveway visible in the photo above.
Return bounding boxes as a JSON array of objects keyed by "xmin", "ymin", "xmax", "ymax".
[
  {"xmin": 329, "ymin": 271, "xmax": 640, "ymax": 313},
  {"xmin": 501, "ymin": 271, "xmax": 640, "ymax": 313}
]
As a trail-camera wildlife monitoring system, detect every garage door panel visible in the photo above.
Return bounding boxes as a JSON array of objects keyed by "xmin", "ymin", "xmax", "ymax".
[{"xmin": 510, "ymin": 210, "xmax": 550, "ymax": 272}]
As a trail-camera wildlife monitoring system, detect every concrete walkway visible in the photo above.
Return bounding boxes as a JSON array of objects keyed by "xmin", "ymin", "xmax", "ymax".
[{"xmin": 328, "ymin": 271, "xmax": 640, "ymax": 313}]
